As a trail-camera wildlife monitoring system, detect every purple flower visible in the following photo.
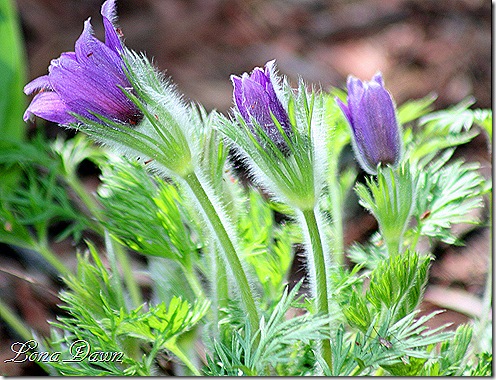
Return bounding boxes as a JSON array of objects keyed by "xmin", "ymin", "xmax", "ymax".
[
  {"xmin": 336, "ymin": 73, "xmax": 403, "ymax": 175},
  {"xmin": 23, "ymin": 0, "xmax": 142, "ymax": 126},
  {"xmin": 231, "ymin": 60, "xmax": 291, "ymax": 151}
]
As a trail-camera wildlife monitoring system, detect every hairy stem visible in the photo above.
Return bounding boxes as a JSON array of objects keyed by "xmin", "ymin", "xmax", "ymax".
[
  {"xmin": 327, "ymin": 157, "xmax": 344, "ymax": 267},
  {"xmin": 182, "ymin": 171, "xmax": 259, "ymax": 333},
  {"xmin": 214, "ymin": 246, "xmax": 229, "ymax": 336},
  {"xmin": 182, "ymin": 258, "xmax": 206, "ymax": 302},
  {"xmin": 301, "ymin": 208, "xmax": 332, "ymax": 370}
]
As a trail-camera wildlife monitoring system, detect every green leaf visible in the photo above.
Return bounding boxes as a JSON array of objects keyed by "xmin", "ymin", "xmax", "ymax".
[
  {"xmin": 205, "ymin": 284, "xmax": 330, "ymax": 376},
  {"xmin": 410, "ymin": 160, "xmax": 485, "ymax": 245},
  {"xmin": 465, "ymin": 352, "xmax": 493, "ymax": 376},
  {"xmin": 420, "ymin": 324, "xmax": 473, "ymax": 376},
  {"xmin": 115, "ymin": 296, "xmax": 209, "ymax": 345},
  {"xmin": 366, "ymin": 251, "xmax": 430, "ymax": 323},
  {"xmin": 236, "ymin": 188, "xmax": 295, "ymax": 302},
  {"xmin": 99, "ymin": 157, "xmax": 201, "ymax": 262},
  {"xmin": 0, "ymin": 0, "xmax": 27, "ymax": 192},
  {"xmin": 397, "ymin": 93, "xmax": 436, "ymax": 125},
  {"xmin": 404, "ymin": 98, "xmax": 483, "ymax": 168},
  {"xmin": 0, "ymin": 0, "xmax": 26, "ymax": 140},
  {"xmin": 347, "ymin": 232, "xmax": 388, "ymax": 269}
]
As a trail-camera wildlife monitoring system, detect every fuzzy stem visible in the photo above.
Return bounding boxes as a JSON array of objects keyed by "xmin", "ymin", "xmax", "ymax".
[
  {"xmin": 327, "ymin": 157, "xmax": 344, "ymax": 267},
  {"xmin": 182, "ymin": 171, "xmax": 259, "ymax": 333},
  {"xmin": 301, "ymin": 208, "xmax": 332, "ymax": 370},
  {"xmin": 182, "ymin": 258, "xmax": 206, "ymax": 302},
  {"xmin": 215, "ymin": 247, "xmax": 229, "ymax": 335},
  {"xmin": 410, "ymin": 224, "xmax": 422, "ymax": 251},
  {"xmin": 384, "ymin": 234, "xmax": 401, "ymax": 257}
]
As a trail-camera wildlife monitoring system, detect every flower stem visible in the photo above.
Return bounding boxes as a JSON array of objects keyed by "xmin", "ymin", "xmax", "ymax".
[
  {"xmin": 66, "ymin": 174, "xmax": 104, "ymax": 235},
  {"xmin": 214, "ymin": 246, "xmax": 229, "ymax": 336},
  {"xmin": 301, "ymin": 208, "xmax": 332, "ymax": 370},
  {"xmin": 36, "ymin": 243, "xmax": 70, "ymax": 277},
  {"xmin": 114, "ymin": 239, "xmax": 144, "ymax": 308},
  {"xmin": 384, "ymin": 232, "xmax": 402, "ymax": 257},
  {"xmin": 327, "ymin": 157, "xmax": 344, "ymax": 267},
  {"xmin": 0, "ymin": 298, "xmax": 33, "ymax": 342},
  {"xmin": 182, "ymin": 258, "xmax": 206, "ymax": 302},
  {"xmin": 182, "ymin": 171, "xmax": 259, "ymax": 333},
  {"xmin": 165, "ymin": 341, "xmax": 201, "ymax": 376}
]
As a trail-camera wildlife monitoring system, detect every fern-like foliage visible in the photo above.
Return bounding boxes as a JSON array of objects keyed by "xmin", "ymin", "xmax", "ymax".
[
  {"xmin": 98, "ymin": 156, "xmax": 201, "ymax": 262},
  {"xmin": 410, "ymin": 159, "xmax": 486, "ymax": 245},
  {"xmin": 44, "ymin": 243, "xmax": 209, "ymax": 376},
  {"xmin": 204, "ymin": 284, "xmax": 330, "ymax": 376}
]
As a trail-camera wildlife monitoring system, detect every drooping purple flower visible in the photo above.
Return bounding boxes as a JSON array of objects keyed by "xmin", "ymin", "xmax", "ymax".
[
  {"xmin": 231, "ymin": 60, "xmax": 292, "ymax": 151},
  {"xmin": 336, "ymin": 72, "xmax": 403, "ymax": 175},
  {"xmin": 23, "ymin": 0, "xmax": 142, "ymax": 126}
]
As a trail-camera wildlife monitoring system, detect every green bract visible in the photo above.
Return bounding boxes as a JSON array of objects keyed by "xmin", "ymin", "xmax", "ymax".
[
  {"xmin": 355, "ymin": 163, "xmax": 417, "ymax": 256},
  {"xmin": 220, "ymin": 81, "xmax": 328, "ymax": 211}
]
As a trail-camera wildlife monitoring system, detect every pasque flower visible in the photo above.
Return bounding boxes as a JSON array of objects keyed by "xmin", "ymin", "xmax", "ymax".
[
  {"xmin": 23, "ymin": 0, "xmax": 142, "ymax": 126},
  {"xmin": 231, "ymin": 60, "xmax": 292, "ymax": 151},
  {"xmin": 336, "ymin": 72, "xmax": 402, "ymax": 175}
]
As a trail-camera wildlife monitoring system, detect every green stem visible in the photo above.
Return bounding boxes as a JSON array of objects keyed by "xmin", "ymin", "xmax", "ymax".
[
  {"xmin": 36, "ymin": 243, "xmax": 70, "ymax": 277},
  {"xmin": 215, "ymin": 247, "xmax": 229, "ymax": 335},
  {"xmin": 410, "ymin": 224, "xmax": 422, "ymax": 252},
  {"xmin": 301, "ymin": 208, "xmax": 332, "ymax": 370},
  {"xmin": 182, "ymin": 259, "xmax": 206, "ymax": 302},
  {"xmin": 66, "ymin": 174, "xmax": 104, "ymax": 234},
  {"xmin": 165, "ymin": 341, "xmax": 201, "ymax": 376},
  {"xmin": 182, "ymin": 171, "xmax": 259, "ymax": 333},
  {"xmin": 327, "ymin": 157, "xmax": 344, "ymax": 267},
  {"xmin": 0, "ymin": 298, "xmax": 33, "ymax": 342},
  {"xmin": 349, "ymin": 365, "xmax": 364, "ymax": 376},
  {"xmin": 104, "ymin": 231, "xmax": 127, "ymax": 309},
  {"xmin": 384, "ymin": 232, "xmax": 401, "ymax": 257},
  {"xmin": 114, "ymin": 240, "xmax": 143, "ymax": 308}
]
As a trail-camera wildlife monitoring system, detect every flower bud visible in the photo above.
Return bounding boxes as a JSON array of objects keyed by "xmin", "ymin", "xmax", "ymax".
[
  {"xmin": 231, "ymin": 60, "xmax": 291, "ymax": 152},
  {"xmin": 336, "ymin": 72, "xmax": 402, "ymax": 175}
]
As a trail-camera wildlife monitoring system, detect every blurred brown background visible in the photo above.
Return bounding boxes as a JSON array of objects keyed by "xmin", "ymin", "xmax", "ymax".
[
  {"xmin": 1, "ymin": 0, "xmax": 491, "ymax": 376},
  {"xmin": 19, "ymin": 0, "xmax": 491, "ymax": 111}
]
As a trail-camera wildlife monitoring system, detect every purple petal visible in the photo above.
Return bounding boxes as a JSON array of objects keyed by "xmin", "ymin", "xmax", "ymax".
[
  {"xmin": 101, "ymin": 0, "xmax": 118, "ymax": 23},
  {"xmin": 101, "ymin": 0, "xmax": 122, "ymax": 54},
  {"xmin": 241, "ymin": 77, "xmax": 273, "ymax": 127},
  {"xmin": 335, "ymin": 97, "xmax": 352, "ymax": 126},
  {"xmin": 75, "ymin": 19, "xmax": 123, "ymax": 74},
  {"xmin": 371, "ymin": 72, "xmax": 384, "ymax": 86},
  {"xmin": 24, "ymin": 75, "xmax": 52, "ymax": 95},
  {"xmin": 23, "ymin": 91, "xmax": 75, "ymax": 124},
  {"xmin": 338, "ymin": 73, "xmax": 402, "ymax": 174},
  {"xmin": 231, "ymin": 74, "xmax": 249, "ymax": 120},
  {"xmin": 347, "ymin": 76, "xmax": 364, "ymax": 101},
  {"xmin": 48, "ymin": 54, "xmax": 133, "ymax": 120},
  {"xmin": 250, "ymin": 67, "xmax": 269, "ymax": 88},
  {"xmin": 102, "ymin": 16, "xmax": 122, "ymax": 53}
]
